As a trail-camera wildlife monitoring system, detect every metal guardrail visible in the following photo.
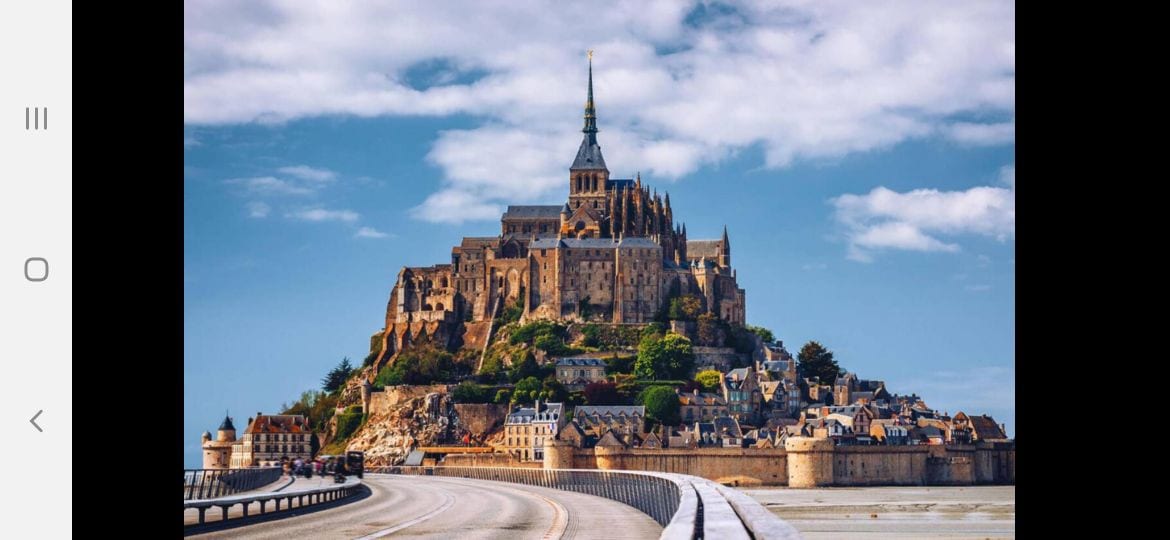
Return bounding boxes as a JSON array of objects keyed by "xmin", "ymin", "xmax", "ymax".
[
  {"xmin": 369, "ymin": 466, "xmax": 801, "ymax": 540},
  {"xmin": 182, "ymin": 467, "xmax": 282, "ymax": 500},
  {"xmin": 183, "ymin": 476, "xmax": 363, "ymax": 527}
]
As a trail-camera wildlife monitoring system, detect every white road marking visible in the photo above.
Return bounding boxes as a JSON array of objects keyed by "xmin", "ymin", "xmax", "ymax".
[{"xmin": 352, "ymin": 485, "xmax": 457, "ymax": 539}]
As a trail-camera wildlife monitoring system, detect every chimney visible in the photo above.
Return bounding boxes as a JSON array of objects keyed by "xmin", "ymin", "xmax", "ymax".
[
  {"xmin": 535, "ymin": 399, "xmax": 541, "ymax": 413},
  {"xmin": 693, "ymin": 388, "xmax": 700, "ymax": 396}
]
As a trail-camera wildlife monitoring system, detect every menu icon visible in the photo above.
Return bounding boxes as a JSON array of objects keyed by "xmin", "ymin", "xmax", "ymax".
[{"xmin": 25, "ymin": 107, "xmax": 48, "ymax": 130}]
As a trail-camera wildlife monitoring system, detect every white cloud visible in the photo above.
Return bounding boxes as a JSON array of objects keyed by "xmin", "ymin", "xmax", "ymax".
[
  {"xmin": 287, "ymin": 208, "xmax": 360, "ymax": 222},
  {"xmin": 410, "ymin": 189, "xmax": 502, "ymax": 224},
  {"xmin": 998, "ymin": 164, "xmax": 1015, "ymax": 189},
  {"xmin": 355, "ymin": 226, "xmax": 390, "ymax": 238},
  {"xmin": 802, "ymin": 263, "xmax": 828, "ymax": 271},
  {"xmin": 832, "ymin": 178, "xmax": 1015, "ymax": 261},
  {"xmin": 184, "ymin": 135, "xmax": 201, "ymax": 148},
  {"xmin": 965, "ymin": 284, "xmax": 992, "ymax": 292},
  {"xmin": 247, "ymin": 201, "xmax": 270, "ymax": 218},
  {"xmin": 185, "ymin": 1, "xmax": 1015, "ymax": 220},
  {"xmin": 226, "ymin": 176, "xmax": 313, "ymax": 196},
  {"xmin": 944, "ymin": 121, "xmax": 1015, "ymax": 146},
  {"xmin": 278, "ymin": 165, "xmax": 337, "ymax": 182}
]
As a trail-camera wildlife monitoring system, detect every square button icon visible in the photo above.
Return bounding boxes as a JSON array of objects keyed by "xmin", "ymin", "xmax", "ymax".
[{"xmin": 25, "ymin": 258, "xmax": 48, "ymax": 282}]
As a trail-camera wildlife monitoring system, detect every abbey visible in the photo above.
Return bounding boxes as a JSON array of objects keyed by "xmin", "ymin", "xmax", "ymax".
[{"xmin": 383, "ymin": 59, "xmax": 745, "ymax": 344}]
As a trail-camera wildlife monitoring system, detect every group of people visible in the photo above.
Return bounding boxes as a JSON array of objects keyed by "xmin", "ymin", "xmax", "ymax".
[{"xmin": 283, "ymin": 456, "xmax": 346, "ymax": 479}]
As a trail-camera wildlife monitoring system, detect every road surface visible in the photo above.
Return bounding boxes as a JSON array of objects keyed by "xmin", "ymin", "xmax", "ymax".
[{"xmin": 187, "ymin": 474, "xmax": 662, "ymax": 539}]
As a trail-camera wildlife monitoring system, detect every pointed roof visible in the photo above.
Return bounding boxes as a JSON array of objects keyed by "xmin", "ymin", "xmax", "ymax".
[
  {"xmin": 218, "ymin": 414, "xmax": 235, "ymax": 431},
  {"xmin": 572, "ymin": 53, "xmax": 607, "ymax": 171}
]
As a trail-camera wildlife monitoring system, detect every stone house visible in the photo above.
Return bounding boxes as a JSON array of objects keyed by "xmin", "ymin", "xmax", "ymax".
[
  {"xmin": 503, "ymin": 400, "xmax": 566, "ymax": 462},
  {"xmin": 573, "ymin": 405, "xmax": 645, "ymax": 437},
  {"xmin": 229, "ymin": 413, "xmax": 315, "ymax": 468},
  {"xmin": 721, "ymin": 367, "xmax": 762, "ymax": 425},
  {"xmin": 869, "ymin": 419, "xmax": 910, "ymax": 445},
  {"xmin": 554, "ymin": 357, "xmax": 607, "ymax": 388},
  {"xmin": 678, "ymin": 388, "xmax": 730, "ymax": 423}
]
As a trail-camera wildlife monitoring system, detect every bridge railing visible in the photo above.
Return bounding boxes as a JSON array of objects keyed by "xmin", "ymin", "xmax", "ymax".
[
  {"xmin": 369, "ymin": 466, "xmax": 800, "ymax": 540},
  {"xmin": 184, "ymin": 476, "xmax": 363, "ymax": 528},
  {"xmin": 183, "ymin": 467, "xmax": 282, "ymax": 500}
]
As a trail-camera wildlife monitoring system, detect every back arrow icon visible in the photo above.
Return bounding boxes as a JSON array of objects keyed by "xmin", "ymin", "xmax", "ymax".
[{"xmin": 30, "ymin": 410, "xmax": 43, "ymax": 432}]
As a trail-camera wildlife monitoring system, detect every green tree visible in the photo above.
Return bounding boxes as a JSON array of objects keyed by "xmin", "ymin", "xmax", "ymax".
[
  {"xmin": 695, "ymin": 369, "xmax": 723, "ymax": 392},
  {"xmin": 509, "ymin": 351, "xmax": 541, "ymax": 382},
  {"xmin": 635, "ymin": 333, "xmax": 696, "ymax": 380},
  {"xmin": 478, "ymin": 355, "xmax": 505, "ymax": 384},
  {"xmin": 540, "ymin": 376, "xmax": 569, "ymax": 403},
  {"xmin": 746, "ymin": 325, "xmax": 775, "ymax": 344},
  {"xmin": 667, "ymin": 295, "xmax": 703, "ymax": 321},
  {"xmin": 493, "ymin": 389, "xmax": 512, "ymax": 404},
  {"xmin": 452, "ymin": 381, "xmax": 494, "ymax": 403},
  {"xmin": 334, "ymin": 409, "xmax": 365, "ymax": 440},
  {"xmin": 321, "ymin": 357, "xmax": 354, "ymax": 393},
  {"xmin": 696, "ymin": 312, "xmax": 722, "ymax": 346},
  {"xmin": 797, "ymin": 340, "xmax": 842, "ymax": 383},
  {"xmin": 640, "ymin": 385, "xmax": 682, "ymax": 427},
  {"xmin": 641, "ymin": 322, "xmax": 667, "ymax": 339},
  {"xmin": 580, "ymin": 324, "xmax": 601, "ymax": 348},
  {"xmin": 606, "ymin": 354, "xmax": 636, "ymax": 374},
  {"xmin": 512, "ymin": 376, "xmax": 543, "ymax": 404},
  {"xmin": 373, "ymin": 345, "xmax": 461, "ymax": 387}
]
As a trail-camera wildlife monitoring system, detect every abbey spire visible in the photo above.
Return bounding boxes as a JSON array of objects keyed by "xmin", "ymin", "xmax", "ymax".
[{"xmin": 571, "ymin": 51, "xmax": 608, "ymax": 172}]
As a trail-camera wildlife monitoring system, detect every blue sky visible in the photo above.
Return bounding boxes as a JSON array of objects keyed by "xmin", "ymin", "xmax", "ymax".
[{"xmin": 184, "ymin": 1, "xmax": 1014, "ymax": 468}]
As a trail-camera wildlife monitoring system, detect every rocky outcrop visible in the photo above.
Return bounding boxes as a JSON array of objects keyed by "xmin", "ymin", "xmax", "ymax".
[
  {"xmin": 340, "ymin": 385, "xmax": 510, "ymax": 466},
  {"xmin": 344, "ymin": 385, "xmax": 452, "ymax": 466}
]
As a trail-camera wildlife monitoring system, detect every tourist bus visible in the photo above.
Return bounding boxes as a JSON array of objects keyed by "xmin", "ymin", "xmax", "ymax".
[{"xmin": 346, "ymin": 451, "xmax": 364, "ymax": 478}]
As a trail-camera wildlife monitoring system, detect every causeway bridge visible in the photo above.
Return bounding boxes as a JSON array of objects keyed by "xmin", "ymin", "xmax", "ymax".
[{"xmin": 182, "ymin": 466, "xmax": 801, "ymax": 539}]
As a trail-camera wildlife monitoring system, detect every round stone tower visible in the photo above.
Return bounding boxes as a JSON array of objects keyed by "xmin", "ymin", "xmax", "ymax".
[
  {"xmin": 785, "ymin": 437, "xmax": 834, "ymax": 488},
  {"xmin": 361, "ymin": 379, "xmax": 373, "ymax": 414},
  {"xmin": 543, "ymin": 438, "xmax": 576, "ymax": 470},
  {"xmin": 216, "ymin": 414, "xmax": 237, "ymax": 442}
]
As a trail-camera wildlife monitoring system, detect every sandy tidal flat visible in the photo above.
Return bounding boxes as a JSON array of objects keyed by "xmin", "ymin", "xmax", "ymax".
[{"xmin": 741, "ymin": 486, "xmax": 1015, "ymax": 539}]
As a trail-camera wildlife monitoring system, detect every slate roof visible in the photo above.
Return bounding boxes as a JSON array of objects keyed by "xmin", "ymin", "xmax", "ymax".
[
  {"xmin": 761, "ymin": 360, "xmax": 791, "ymax": 372},
  {"xmin": 687, "ymin": 240, "xmax": 722, "ymax": 258},
  {"xmin": 219, "ymin": 415, "xmax": 236, "ymax": 431},
  {"xmin": 678, "ymin": 392, "xmax": 727, "ymax": 406},
  {"xmin": 713, "ymin": 416, "xmax": 743, "ymax": 438},
  {"xmin": 529, "ymin": 237, "xmax": 661, "ymax": 249},
  {"xmin": 607, "ymin": 178, "xmax": 635, "ymax": 190},
  {"xmin": 571, "ymin": 139, "xmax": 608, "ymax": 170},
  {"xmin": 503, "ymin": 205, "xmax": 563, "ymax": 219},
  {"xmin": 459, "ymin": 237, "xmax": 499, "ymax": 248},
  {"xmin": 969, "ymin": 415, "xmax": 1007, "ymax": 440},
  {"xmin": 507, "ymin": 402, "xmax": 564, "ymax": 424},
  {"xmin": 575, "ymin": 405, "xmax": 645, "ymax": 418},
  {"xmin": 556, "ymin": 358, "xmax": 606, "ymax": 367}
]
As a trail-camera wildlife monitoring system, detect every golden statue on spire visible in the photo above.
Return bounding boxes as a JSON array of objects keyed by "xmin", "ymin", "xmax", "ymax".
[{"xmin": 587, "ymin": 49, "xmax": 594, "ymax": 61}]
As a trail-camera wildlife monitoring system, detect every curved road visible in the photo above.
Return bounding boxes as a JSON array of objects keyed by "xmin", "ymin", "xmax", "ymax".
[{"xmin": 188, "ymin": 474, "xmax": 662, "ymax": 539}]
